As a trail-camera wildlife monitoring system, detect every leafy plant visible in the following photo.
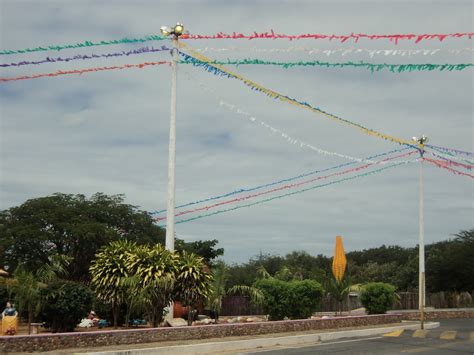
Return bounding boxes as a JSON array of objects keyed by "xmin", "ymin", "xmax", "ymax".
[
  {"xmin": 40, "ymin": 280, "xmax": 93, "ymax": 332},
  {"xmin": 360, "ymin": 282, "xmax": 396, "ymax": 314},
  {"xmin": 174, "ymin": 251, "xmax": 212, "ymax": 325}
]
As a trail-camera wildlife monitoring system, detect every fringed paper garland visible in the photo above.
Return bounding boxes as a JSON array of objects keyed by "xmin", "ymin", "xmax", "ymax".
[
  {"xmin": 0, "ymin": 61, "xmax": 170, "ymax": 82},
  {"xmin": 150, "ymin": 147, "xmax": 411, "ymax": 215},
  {"xmin": 157, "ymin": 160, "xmax": 413, "ymax": 226},
  {"xmin": 155, "ymin": 151, "xmax": 417, "ymax": 221},
  {"xmin": 0, "ymin": 46, "xmax": 170, "ymax": 68},
  {"xmin": 424, "ymin": 157, "xmax": 474, "ymax": 178},
  {"xmin": 179, "ymin": 57, "xmax": 474, "ymax": 72}
]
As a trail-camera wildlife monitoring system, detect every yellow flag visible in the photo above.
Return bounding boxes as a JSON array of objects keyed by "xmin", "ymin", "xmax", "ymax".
[{"xmin": 332, "ymin": 236, "xmax": 347, "ymax": 283}]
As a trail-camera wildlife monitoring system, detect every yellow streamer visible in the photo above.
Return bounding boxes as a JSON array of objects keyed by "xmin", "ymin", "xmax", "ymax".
[{"xmin": 180, "ymin": 42, "xmax": 413, "ymax": 147}]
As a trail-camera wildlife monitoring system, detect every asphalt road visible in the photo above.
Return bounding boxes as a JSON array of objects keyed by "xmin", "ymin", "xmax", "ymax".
[{"xmin": 244, "ymin": 319, "xmax": 474, "ymax": 354}]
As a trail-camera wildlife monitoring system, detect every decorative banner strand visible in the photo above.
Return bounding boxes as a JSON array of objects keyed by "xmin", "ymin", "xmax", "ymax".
[
  {"xmin": 158, "ymin": 160, "xmax": 412, "ymax": 226},
  {"xmin": 425, "ymin": 144, "xmax": 474, "ymax": 157},
  {"xmin": 425, "ymin": 150, "xmax": 473, "ymax": 169},
  {"xmin": 0, "ymin": 46, "xmax": 170, "ymax": 68},
  {"xmin": 425, "ymin": 147, "xmax": 474, "ymax": 165},
  {"xmin": 0, "ymin": 61, "xmax": 171, "ymax": 83},
  {"xmin": 192, "ymin": 46, "xmax": 474, "ymax": 57},
  {"xmin": 2, "ymin": 31, "xmax": 471, "ymax": 55},
  {"xmin": 150, "ymin": 147, "xmax": 411, "ymax": 215},
  {"xmin": 182, "ymin": 68, "xmax": 389, "ymax": 165},
  {"xmin": 424, "ymin": 157, "xmax": 474, "ymax": 178},
  {"xmin": 0, "ymin": 35, "xmax": 167, "ymax": 55},
  {"xmin": 182, "ymin": 31, "xmax": 474, "ymax": 44},
  {"xmin": 179, "ymin": 43, "xmax": 416, "ymax": 147},
  {"xmin": 155, "ymin": 151, "xmax": 417, "ymax": 221},
  {"xmin": 179, "ymin": 57, "xmax": 474, "ymax": 73}
]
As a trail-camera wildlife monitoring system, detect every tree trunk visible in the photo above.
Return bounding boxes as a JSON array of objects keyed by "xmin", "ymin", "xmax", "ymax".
[
  {"xmin": 28, "ymin": 305, "xmax": 33, "ymax": 334},
  {"xmin": 113, "ymin": 305, "xmax": 119, "ymax": 329},
  {"xmin": 187, "ymin": 305, "xmax": 192, "ymax": 326}
]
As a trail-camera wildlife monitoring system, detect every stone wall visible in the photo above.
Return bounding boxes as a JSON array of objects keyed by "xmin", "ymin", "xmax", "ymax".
[
  {"xmin": 392, "ymin": 308, "xmax": 474, "ymax": 320},
  {"xmin": 0, "ymin": 314, "xmax": 401, "ymax": 353}
]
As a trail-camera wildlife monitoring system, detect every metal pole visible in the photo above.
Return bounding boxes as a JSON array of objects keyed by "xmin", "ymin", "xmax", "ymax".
[
  {"xmin": 418, "ymin": 143, "xmax": 425, "ymax": 328},
  {"xmin": 165, "ymin": 35, "xmax": 178, "ymax": 252}
]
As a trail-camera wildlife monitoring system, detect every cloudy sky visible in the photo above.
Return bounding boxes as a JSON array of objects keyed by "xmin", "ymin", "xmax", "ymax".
[{"xmin": 1, "ymin": 0, "xmax": 472, "ymax": 263}]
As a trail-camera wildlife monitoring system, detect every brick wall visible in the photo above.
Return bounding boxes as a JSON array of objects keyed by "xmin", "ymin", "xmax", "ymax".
[{"xmin": 0, "ymin": 314, "xmax": 401, "ymax": 353}]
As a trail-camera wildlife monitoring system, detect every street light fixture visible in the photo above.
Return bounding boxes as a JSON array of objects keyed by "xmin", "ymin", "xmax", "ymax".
[
  {"xmin": 412, "ymin": 134, "xmax": 428, "ymax": 329},
  {"xmin": 161, "ymin": 22, "xmax": 185, "ymax": 253}
]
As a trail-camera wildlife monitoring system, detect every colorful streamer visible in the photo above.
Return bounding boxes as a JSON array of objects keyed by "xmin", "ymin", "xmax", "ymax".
[
  {"xmin": 179, "ymin": 57, "xmax": 474, "ymax": 72},
  {"xmin": 425, "ymin": 150, "xmax": 473, "ymax": 169},
  {"xmin": 182, "ymin": 68, "xmax": 390, "ymax": 164},
  {"xmin": 192, "ymin": 47, "xmax": 474, "ymax": 57},
  {"xmin": 0, "ymin": 35, "xmax": 166, "ymax": 55},
  {"xmin": 158, "ymin": 160, "xmax": 412, "ymax": 226},
  {"xmin": 424, "ymin": 157, "xmax": 474, "ymax": 178},
  {"xmin": 182, "ymin": 31, "xmax": 474, "ymax": 44},
  {"xmin": 2, "ymin": 31, "xmax": 471, "ymax": 56},
  {"xmin": 179, "ymin": 43, "xmax": 415, "ymax": 147},
  {"xmin": 0, "ymin": 61, "xmax": 170, "ymax": 83},
  {"xmin": 425, "ymin": 144, "xmax": 474, "ymax": 157},
  {"xmin": 155, "ymin": 151, "xmax": 417, "ymax": 221},
  {"xmin": 0, "ymin": 46, "xmax": 170, "ymax": 68},
  {"xmin": 150, "ymin": 147, "xmax": 411, "ymax": 215},
  {"xmin": 195, "ymin": 47, "xmax": 474, "ymax": 58}
]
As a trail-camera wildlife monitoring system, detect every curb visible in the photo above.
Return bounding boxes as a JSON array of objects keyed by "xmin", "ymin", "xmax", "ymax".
[{"xmin": 79, "ymin": 321, "xmax": 439, "ymax": 355}]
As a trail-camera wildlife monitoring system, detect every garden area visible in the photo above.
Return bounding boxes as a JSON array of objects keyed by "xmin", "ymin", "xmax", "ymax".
[{"xmin": 0, "ymin": 194, "xmax": 472, "ymax": 336}]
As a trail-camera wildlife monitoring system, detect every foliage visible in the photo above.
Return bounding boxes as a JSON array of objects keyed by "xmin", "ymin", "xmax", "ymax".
[
  {"xmin": 176, "ymin": 239, "xmax": 224, "ymax": 266},
  {"xmin": 126, "ymin": 244, "xmax": 178, "ymax": 327},
  {"xmin": 0, "ymin": 193, "xmax": 165, "ymax": 280},
  {"xmin": 360, "ymin": 282, "xmax": 396, "ymax": 314},
  {"xmin": 325, "ymin": 273, "xmax": 351, "ymax": 315},
  {"xmin": 40, "ymin": 280, "xmax": 93, "ymax": 332},
  {"xmin": 89, "ymin": 240, "xmax": 135, "ymax": 327},
  {"xmin": 254, "ymin": 278, "xmax": 323, "ymax": 320},
  {"xmin": 174, "ymin": 251, "xmax": 212, "ymax": 325}
]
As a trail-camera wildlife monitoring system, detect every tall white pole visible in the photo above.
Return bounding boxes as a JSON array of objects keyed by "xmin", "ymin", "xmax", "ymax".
[
  {"xmin": 165, "ymin": 35, "xmax": 178, "ymax": 252},
  {"xmin": 418, "ymin": 143, "xmax": 425, "ymax": 328}
]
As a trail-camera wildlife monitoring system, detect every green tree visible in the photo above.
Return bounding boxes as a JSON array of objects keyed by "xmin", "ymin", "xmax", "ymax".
[
  {"xmin": 174, "ymin": 251, "xmax": 212, "ymax": 325},
  {"xmin": 40, "ymin": 280, "xmax": 93, "ymax": 332},
  {"xmin": 125, "ymin": 244, "xmax": 177, "ymax": 327},
  {"xmin": 0, "ymin": 193, "xmax": 165, "ymax": 280},
  {"xmin": 176, "ymin": 239, "xmax": 224, "ymax": 266},
  {"xmin": 89, "ymin": 240, "xmax": 135, "ymax": 327}
]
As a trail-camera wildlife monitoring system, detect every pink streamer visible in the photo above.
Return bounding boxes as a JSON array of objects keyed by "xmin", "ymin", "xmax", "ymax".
[{"xmin": 424, "ymin": 157, "xmax": 474, "ymax": 178}]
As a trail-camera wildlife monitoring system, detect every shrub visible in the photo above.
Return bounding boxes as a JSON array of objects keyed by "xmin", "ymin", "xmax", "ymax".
[
  {"xmin": 255, "ymin": 278, "xmax": 323, "ymax": 320},
  {"xmin": 360, "ymin": 282, "xmax": 396, "ymax": 314},
  {"xmin": 40, "ymin": 281, "xmax": 93, "ymax": 332}
]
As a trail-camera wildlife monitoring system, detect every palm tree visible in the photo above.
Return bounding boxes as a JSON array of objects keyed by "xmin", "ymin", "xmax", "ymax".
[
  {"xmin": 125, "ymin": 244, "xmax": 177, "ymax": 327},
  {"xmin": 11, "ymin": 254, "xmax": 70, "ymax": 334},
  {"xmin": 174, "ymin": 251, "xmax": 212, "ymax": 326},
  {"xmin": 207, "ymin": 261, "xmax": 264, "ymax": 322},
  {"xmin": 89, "ymin": 240, "xmax": 135, "ymax": 328}
]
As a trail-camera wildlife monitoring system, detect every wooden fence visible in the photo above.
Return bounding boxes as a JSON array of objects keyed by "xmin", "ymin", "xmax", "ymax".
[{"xmin": 220, "ymin": 291, "xmax": 473, "ymax": 315}]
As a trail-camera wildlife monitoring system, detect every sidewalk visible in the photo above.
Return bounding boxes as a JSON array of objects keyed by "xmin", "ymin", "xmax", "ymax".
[{"xmin": 54, "ymin": 321, "xmax": 439, "ymax": 355}]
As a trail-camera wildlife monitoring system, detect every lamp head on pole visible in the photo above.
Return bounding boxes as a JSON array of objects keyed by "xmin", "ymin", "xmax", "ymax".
[
  {"xmin": 412, "ymin": 135, "xmax": 429, "ymax": 145},
  {"xmin": 160, "ymin": 22, "xmax": 185, "ymax": 38}
]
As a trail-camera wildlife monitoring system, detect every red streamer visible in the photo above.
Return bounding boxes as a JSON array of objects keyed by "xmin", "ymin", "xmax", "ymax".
[
  {"xmin": 182, "ymin": 30, "xmax": 474, "ymax": 44},
  {"xmin": 424, "ymin": 157, "xmax": 474, "ymax": 178},
  {"xmin": 156, "ymin": 151, "xmax": 416, "ymax": 221},
  {"xmin": 0, "ymin": 61, "xmax": 171, "ymax": 83}
]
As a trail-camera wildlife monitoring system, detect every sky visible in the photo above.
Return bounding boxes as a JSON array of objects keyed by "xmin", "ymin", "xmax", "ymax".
[{"xmin": 0, "ymin": 0, "xmax": 473, "ymax": 263}]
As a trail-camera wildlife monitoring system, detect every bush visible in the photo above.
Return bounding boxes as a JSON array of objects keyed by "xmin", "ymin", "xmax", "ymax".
[
  {"xmin": 40, "ymin": 281, "xmax": 93, "ymax": 332},
  {"xmin": 360, "ymin": 282, "xmax": 396, "ymax": 314},
  {"xmin": 255, "ymin": 278, "xmax": 323, "ymax": 320}
]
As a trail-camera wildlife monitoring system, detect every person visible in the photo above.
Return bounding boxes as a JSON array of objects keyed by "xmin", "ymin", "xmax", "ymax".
[{"xmin": 1, "ymin": 302, "xmax": 18, "ymax": 335}]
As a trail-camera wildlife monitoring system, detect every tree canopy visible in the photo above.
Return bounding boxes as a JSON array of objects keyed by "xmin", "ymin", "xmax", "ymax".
[{"xmin": 0, "ymin": 193, "xmax": 223, "ymax": 281}]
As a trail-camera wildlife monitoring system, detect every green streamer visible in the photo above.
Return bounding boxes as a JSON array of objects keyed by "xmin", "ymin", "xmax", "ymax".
[
  {"xmin": 163, "ymin": 161, "xmax": 412, "ymax": 226},
  {"xmin": 179, "ymin": 58, "xmax": 474, "ymax": 72},
  {"xmin": 0, "ymin": 35, "xmax": 167, "ymax": 55}
]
